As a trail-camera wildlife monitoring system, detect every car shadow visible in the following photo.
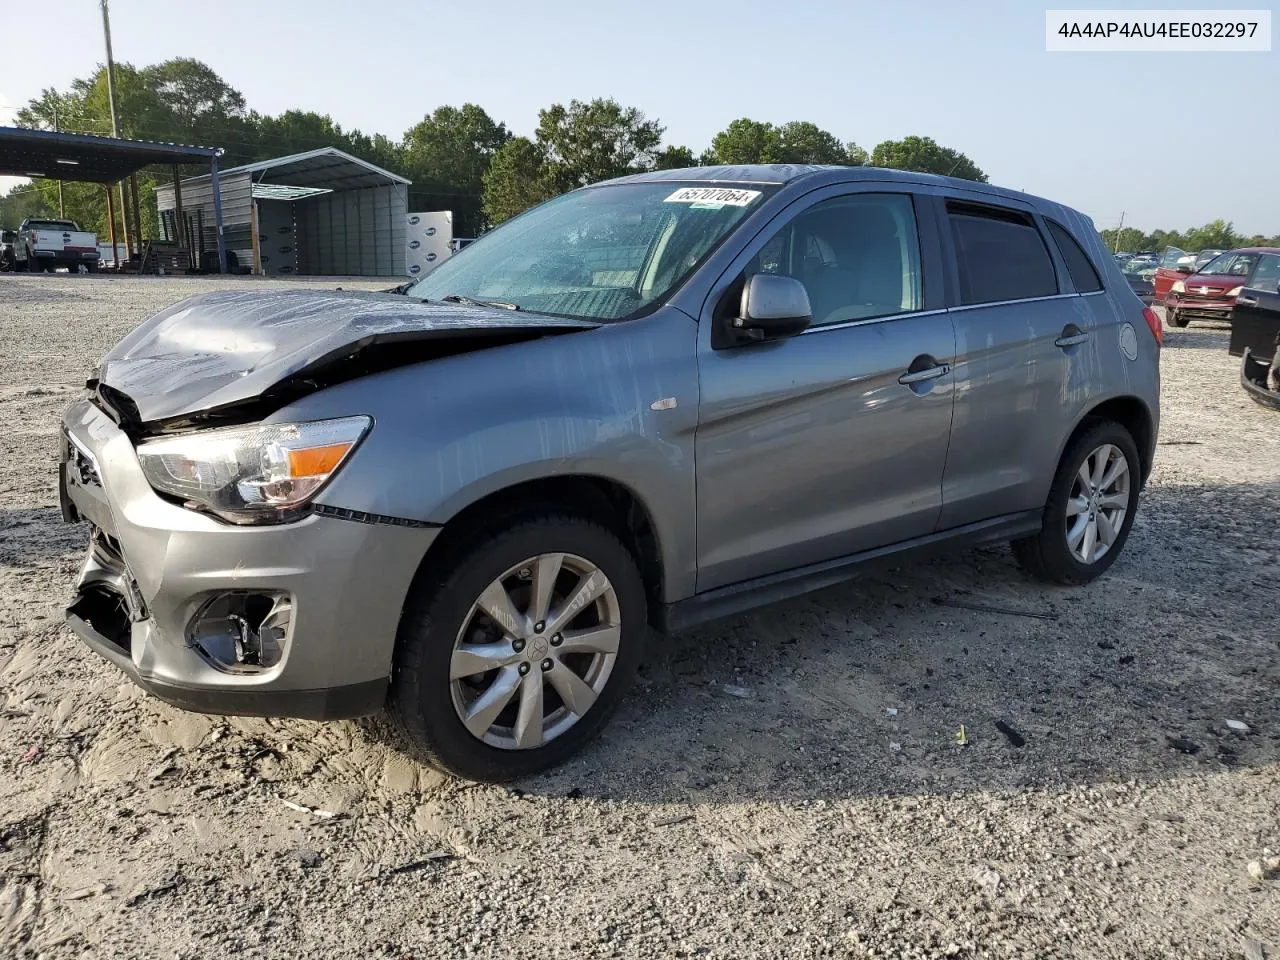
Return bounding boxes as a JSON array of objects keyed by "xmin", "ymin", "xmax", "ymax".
[
  {"xmin": 1162, "ymin": 321, "xmax": 1233, "ymax": 350},
  {"xmin": 0, "ymin": 506, "xmax": 84, "ymax": 570},
  {"xmin": 500, "ymin": 479, "xmax": 1279, "ymax": 804}
]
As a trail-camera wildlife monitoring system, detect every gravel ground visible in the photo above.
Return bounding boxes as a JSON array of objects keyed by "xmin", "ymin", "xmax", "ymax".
[{"xmin": 1, "ymin": 276, "xmax": 1278, "ymax": 960}]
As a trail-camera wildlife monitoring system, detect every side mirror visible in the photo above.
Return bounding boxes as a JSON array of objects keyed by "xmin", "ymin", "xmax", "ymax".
[
  {"xmin": 1175, "ymin": 263, "xmax": 1195, "ymax": 274},
  {"xmin": 730, "ymin": 274, "xmax": 812, "ymax": 342}
]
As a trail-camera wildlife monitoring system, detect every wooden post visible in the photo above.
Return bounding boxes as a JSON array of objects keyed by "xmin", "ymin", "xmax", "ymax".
[
  {"xmin": 105, "ymin": 184, "xmax": 118, "ymax": 269},
  {"xmin": 129, "ymin": 173, "xmax": 143, "ymax": 255},
  {"xmin": 250, "ymin": 200, "xmax": 263, "ymax": 275},
  {"xmin": 172, "ymin": 166, "xmax": 186, "ymax": 250},
  {"xmin": 118, "ymin": 181, "xmax": 131, "ymax": 262}
]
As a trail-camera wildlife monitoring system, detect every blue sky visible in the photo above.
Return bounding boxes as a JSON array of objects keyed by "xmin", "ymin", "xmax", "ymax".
[{"xmin": 1, "ymin": 0, "xmax": 1275, "ymax": 234}]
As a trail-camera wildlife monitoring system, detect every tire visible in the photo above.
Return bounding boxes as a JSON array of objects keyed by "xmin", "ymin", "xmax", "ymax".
[
  {"xmin": 1011, "ymin": 420, "xmax": 1142, "ymax": 586},
  {"xmin": 1168, "ymin": 308, "xmax": 1188, "ymax": 328},
  {"xmin": 389, "ymin": 511, "xmax": 647, "ymax": 781}
]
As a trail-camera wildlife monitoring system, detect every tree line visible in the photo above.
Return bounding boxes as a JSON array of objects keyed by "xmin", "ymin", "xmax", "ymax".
[
  {"xmin": 1, "ymin": 58, "xmax": 989, "ymax": 240},
  {"xmin": 1100, "ymin": 220, "xmax": 1280, "ymax": 254}
]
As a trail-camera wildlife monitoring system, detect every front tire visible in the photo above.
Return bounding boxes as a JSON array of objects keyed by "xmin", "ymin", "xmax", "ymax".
[
  {"xmin": 389, "ymin": 512, "xmax": 647, "ymax": 782},
  {"xmin": 1012, "ymin": 420, "xmax": 1141, "ymax": 586},
  {"xmin": 1168, "ymin": 307, "xmax": 1188, "ymax": 328}
]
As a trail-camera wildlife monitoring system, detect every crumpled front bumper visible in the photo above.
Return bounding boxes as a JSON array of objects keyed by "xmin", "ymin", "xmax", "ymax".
[{"xmin": 59, "ymin": 398, "xmax": 437, "ymax": 720}]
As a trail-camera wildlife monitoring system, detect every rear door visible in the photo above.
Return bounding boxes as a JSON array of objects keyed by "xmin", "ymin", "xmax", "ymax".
[
  {"xmin": 934, "ymin": 195, "xmax": 1103, "ymax": 528},
  {"xmin": 694, "ymin": 186, "xmax": 956, "ymax": 591}
]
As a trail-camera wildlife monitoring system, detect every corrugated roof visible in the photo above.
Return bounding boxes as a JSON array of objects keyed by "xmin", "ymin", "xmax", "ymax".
[
  {"xmin": 178, "ymin": 146, "xmax": 409, "ymax": 190},
  {"xmin": 0, "ymin": 126, "xmax": 220, "ymax": 182}
]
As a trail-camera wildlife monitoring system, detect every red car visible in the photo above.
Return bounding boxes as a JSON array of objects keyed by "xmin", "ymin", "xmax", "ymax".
[{"xmin": 1165, "ymin": 248, "xmax": 1280, "ymax": 328}]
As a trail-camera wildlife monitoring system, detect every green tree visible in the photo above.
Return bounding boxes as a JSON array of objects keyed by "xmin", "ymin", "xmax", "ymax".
[
  {"xmin": 775, "ymin": 121, "xmax": 849, "ymax": 164},
  {"xmin": 402, "ymin": 104, "xmax": 509, "ymax": 235},
  {"xmin": 535, "ymin": 98, "xmax": 665, "ymax": 191},
  {"xmin": 869, "ymin": 135, "xmax": 987, "ymax": 182},
  {"xmin": 654, "ymin": 145, "xmax": 697, "ymax": 170},
  {"xmin": 706, "ymin": 118, "xmax": 782, "ymax": 164},
  {"xmin": 1099, "ymin": 226, "xmax": 1146, "ymax": 252},
  {"xmin": 482, "ymin": 137, "xmax": 555, "ymax": 225},
  {"xmin": 1182, "ymin": 219, "xmax": 1239, "ymax": 252}
]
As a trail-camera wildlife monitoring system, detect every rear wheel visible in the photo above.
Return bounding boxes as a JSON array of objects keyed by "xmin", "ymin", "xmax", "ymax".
[
  {"xmin": 389, "ymin": 512, "xmax": 647, "ymax": 781},
  {"xmin": 1012, "ymin": 420, "xmax": 1141, "ymax": 585}
]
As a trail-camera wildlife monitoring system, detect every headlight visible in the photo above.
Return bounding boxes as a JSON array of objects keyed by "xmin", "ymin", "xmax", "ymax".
[
  {"xmin": 1226, "ymin": 285, "xmax": 1243, "ymax": 297},
  {"xmin": 1171, "ymin": 280, "xmax": 1185, "ymax": 294},
  {"xmin": 136, "ymin": 416, "xmax": 371, "ymax": 524}
]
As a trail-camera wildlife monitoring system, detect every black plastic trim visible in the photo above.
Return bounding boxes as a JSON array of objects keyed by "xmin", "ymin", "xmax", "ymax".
[
  {"xmin": 311, "ymin": 503, "xmax": 440, "ymax": 528},
  {"xmin": 659, "ymin": 510, "xmax": 1044, "ymax": 634},
  {"xmin": 67, "ymin": 612, "xmax": 388, "ymax": 720}
]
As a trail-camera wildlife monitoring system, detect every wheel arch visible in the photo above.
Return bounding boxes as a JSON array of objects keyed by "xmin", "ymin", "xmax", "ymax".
[
  {"xmin": 1061, "ymin": 395, "xmax": 1157, "ymax": 486},
  {"xmin": 409, "ymin": 474, "xmax": 669, "ymax": 632}
]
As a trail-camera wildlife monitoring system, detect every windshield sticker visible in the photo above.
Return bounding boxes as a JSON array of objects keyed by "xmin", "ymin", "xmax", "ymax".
[{"xmin": 664, "ymin": 187, "xmax": 762, "ymax": 207}]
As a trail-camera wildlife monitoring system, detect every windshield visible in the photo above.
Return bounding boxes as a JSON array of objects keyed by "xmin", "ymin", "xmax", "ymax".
[
  {"xmin": 1122, "ymin": 260, "xmax": 1155, "ymax": 277},
  {"xmin": 406, "ymin": 182, "xmax": 773, "ymax": 321},
  {"xmin": 1198, "ymin": 252, "xmax": 1257, "ymax": 276}
]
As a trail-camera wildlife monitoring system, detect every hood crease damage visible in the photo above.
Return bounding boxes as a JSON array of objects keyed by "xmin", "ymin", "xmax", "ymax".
[{"xmin": 89, "ymin": 288, "xmax": 598, "ymax": 436}]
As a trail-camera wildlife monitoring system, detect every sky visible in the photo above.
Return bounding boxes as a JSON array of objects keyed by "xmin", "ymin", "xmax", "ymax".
[{"xmin": 1, "ymin": 0, "xmax": 1276, "ymax": 235}]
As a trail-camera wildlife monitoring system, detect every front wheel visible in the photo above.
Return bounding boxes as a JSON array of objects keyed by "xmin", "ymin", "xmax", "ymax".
[
  {"xmin": 1012, "ymin": 420, "xmax": 1142, "ymax": 585},
  {"xmin": 389, "ymin": 512, "xmax": 647, "ymax": 781},
  {"xmin": 1168, "ymin": 307, "xmax": 1188, "ymax": 328}
]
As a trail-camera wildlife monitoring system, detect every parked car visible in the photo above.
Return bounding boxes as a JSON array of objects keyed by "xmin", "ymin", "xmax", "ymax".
[
  {"xmin": 0, "ymin": 228, "xmax": 15, "ymax": 271},
  {"xmin": 1166, "ymin": 248, "xmax": 1278, "ymax": 328},
  {"xmin": 1227, "ymin": 251, "xmax": 1280, "ymax": 409},
  {"xmin": 1153, "ymin": 246, "xmax": 1191, "ymax": 302},
  {"xmin": 15, "ymin": 217, "xmax": 100, "ymax": 272},
  {"xmin": 1194, "ymin": 248, "xmax": 1226, "ymax": 271},
  {"xmin": 59, "ymin": 166, "xmax": 1161, "ymax": 781},
  {"xmin": 1121, "ymin": 259, "xmax": 1156, "ymax": 303}
]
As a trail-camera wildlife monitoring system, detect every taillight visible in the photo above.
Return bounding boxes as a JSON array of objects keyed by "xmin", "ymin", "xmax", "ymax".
[
  {"xmin": 30, "ymin": 232, "xmax": 38, "ymax": 243},
  {"xmin": 1141, "ymin": 306, "xmax": 1163, "ymax": 346}
]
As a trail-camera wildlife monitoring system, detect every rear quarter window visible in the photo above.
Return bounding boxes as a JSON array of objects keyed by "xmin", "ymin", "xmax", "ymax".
[
  {"xmin": 1046, "ymin": 220, "xmax": 1103, "ymax": 293},
  {"xmin": 946, "ymin": 202, "xmax": 1058, "ymax": 305}
]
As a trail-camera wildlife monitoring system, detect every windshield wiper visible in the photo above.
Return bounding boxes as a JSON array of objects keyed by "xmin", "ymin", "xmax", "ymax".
[{"xmin": 440, "ymin": 294, "xmax": 521, "ymax": 311}]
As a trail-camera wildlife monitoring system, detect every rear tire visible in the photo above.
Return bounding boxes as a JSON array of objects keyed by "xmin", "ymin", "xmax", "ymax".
[
  {"xmin": 1012, "ymin": 420, "xmax": 1141, "ymax": 586},
  {"xmin": 389, "ymin": 511, "xmax": 647, "ymax": 782}
]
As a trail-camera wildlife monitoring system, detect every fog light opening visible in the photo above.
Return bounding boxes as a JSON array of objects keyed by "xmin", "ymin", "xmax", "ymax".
[{"xmin": 189, "ymin": 592, "xmax": 292, "ymax": 672}]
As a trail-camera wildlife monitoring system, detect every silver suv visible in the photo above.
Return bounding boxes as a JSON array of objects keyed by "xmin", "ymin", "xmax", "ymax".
[{"xmin": 60, "ymin": 165, "xmax": 1161, "ymax": 781}]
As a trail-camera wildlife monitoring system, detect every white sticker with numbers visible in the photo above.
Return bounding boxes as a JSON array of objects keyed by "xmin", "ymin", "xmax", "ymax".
[{"xmin": 664, "ymin": 187, "xmax": 762, "ymax": 208}]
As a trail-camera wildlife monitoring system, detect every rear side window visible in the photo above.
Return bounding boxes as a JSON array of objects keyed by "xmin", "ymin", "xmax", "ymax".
[
  {"xmin": 1046, "ymin": 220, "xmax": 1103, "ymax": 292},
  {"xmin": 946, "ymin": 202, "xmax": 1058, "ymax": 305},
  {"xmin": 1250, "ymin": 253, "xmax": 1280, "ymax": 293}
]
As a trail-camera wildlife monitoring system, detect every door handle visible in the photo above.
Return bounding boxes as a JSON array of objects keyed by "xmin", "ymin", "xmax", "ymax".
[
  {"xmin": 1054, "ymin": 332, "xmax": 1090, "ymax": 348},
  {"xmin": 898, "ymin": 364, "xmax": 950, "ymax": 385}
]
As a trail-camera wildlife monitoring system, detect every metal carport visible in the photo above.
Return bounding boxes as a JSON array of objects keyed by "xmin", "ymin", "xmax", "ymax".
[
  {"xmin": 0, "ymin": 126, "xmax": 227, "ymax": 271},
  {"xmin": 156, "ymin": 147, "xmax": 409, "ymax": 277}
]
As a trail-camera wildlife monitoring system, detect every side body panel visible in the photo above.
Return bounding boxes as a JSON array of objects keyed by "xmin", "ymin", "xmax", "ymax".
[
  {"xmin": 279, "ymin": 307, "xmax": 702, "ymax": 603},
  {"xmin": 690, "ymin": 183, "xmax": 957, "ymax": 592}
]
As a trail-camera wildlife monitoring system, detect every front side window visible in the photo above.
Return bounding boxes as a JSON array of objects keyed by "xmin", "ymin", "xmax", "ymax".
[
  {"xmin": 1159, "ymin": 247, "xmax": 1186, "ymax": 268},
  {"xmin": 1199, "ymin": 252, "xmax": 1258, "ymax": 277},
  {"xmin": 406, "ymin": 182, "xmax": 772, "ymax": 321},
  {"xmin": 947, "ymin": 203, "xmax": 1058, "ymax": 305},
  {"xmin": 745, "ymin": 193, "xmax": 923, "ymax": 326},
  {"xmin": 1248, "ymin": 253, "xmax": 1280, "ymax": 293}
]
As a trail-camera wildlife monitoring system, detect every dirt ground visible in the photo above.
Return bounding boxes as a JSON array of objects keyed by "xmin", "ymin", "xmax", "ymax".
[{"xmin": 0, "ymin": 275, "xmax": 1277, "ymax": 960}]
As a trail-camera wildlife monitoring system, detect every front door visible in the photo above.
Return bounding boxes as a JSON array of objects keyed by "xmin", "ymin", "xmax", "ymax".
[{"xmin": 694, "ymin": 189, "xmax": 956, "ymax": 592}]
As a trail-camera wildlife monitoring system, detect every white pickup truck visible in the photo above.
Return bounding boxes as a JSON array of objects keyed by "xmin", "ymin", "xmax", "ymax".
[{"xmin": 16, "ymin": 217, "xmax": 100, "ymax": 273}]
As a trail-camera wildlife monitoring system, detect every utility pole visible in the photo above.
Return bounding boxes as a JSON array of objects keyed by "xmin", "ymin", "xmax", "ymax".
[
  {"xmin": 1114, "ymin": 211, "xmax": 1125, "ymax": 253},
  {"xmin": 100, "ymin": 0, "xmax": 130, "ymax": 260}
]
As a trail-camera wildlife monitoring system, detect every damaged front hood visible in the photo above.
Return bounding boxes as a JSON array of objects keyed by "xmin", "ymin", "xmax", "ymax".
[{"xmin": 94, "ymin": 289, "xmax": 597, "ymax": 424}]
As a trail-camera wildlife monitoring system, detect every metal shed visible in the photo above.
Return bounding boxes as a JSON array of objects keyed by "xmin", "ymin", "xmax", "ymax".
[{"xmin": 155, "ymin": 147, "xmax": 409, "ymax": 277}]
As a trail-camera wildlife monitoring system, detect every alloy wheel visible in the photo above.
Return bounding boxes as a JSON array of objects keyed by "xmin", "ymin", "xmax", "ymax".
[
  {"xmin": 1065, "ymin": 443, "xmax": 1131, "ymax": 565},
  {"xmin": 449, "ymin": 553, "xmax": 621, "ymax": 750}
]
